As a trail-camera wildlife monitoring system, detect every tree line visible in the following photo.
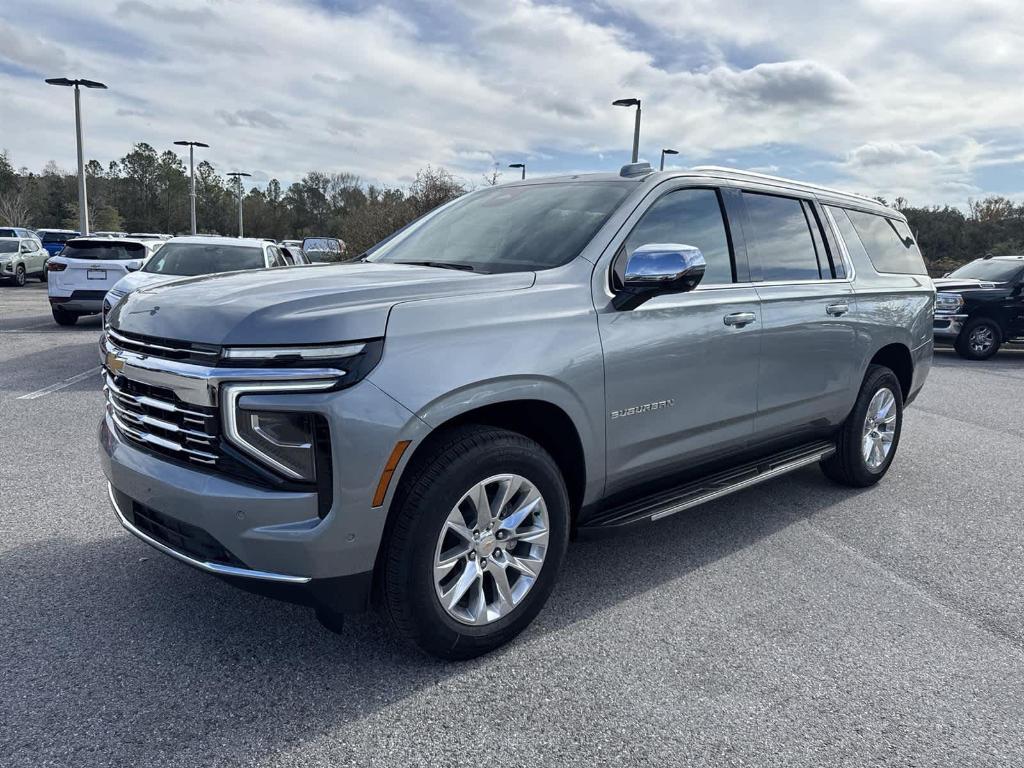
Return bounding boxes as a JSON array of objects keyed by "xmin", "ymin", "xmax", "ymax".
[
  {"xmin": 0, "ymin": 143, "xmax": 467, "ymax": 257},
  {"xmin": 1, "ymin": 142, "xmax": 1021, "ymax": 273}
]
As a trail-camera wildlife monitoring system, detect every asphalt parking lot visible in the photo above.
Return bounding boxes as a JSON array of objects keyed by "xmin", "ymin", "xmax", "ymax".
[{"xmin": 3, "ymin": 282, "xmax": 1024, "ymax": 767}]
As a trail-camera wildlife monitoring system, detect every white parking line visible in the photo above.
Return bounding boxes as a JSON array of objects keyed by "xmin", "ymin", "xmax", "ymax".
[{"xmin": 17, "ymin": 367, "xmax": 101, "ymax": 400}]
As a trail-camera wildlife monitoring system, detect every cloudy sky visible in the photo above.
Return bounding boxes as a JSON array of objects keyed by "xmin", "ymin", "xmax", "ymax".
[{"xmin": 2, "ymin": 0, "xmax": 1023, "ymax": 206}]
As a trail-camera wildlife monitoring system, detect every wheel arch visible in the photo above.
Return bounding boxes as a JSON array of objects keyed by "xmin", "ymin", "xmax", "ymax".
[{"xmin": 868, "ymin": 342, "xmax": 913, "ymax": 400}]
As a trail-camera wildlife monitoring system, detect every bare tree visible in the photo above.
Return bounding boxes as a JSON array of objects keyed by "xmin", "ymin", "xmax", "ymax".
[
  {"xmin": 482, "ymin": 164, "xmax": 502, "ymax": 186},
  {"xmin": 0, "ymin": 189, "xmax": 30, "ymax": 226}
]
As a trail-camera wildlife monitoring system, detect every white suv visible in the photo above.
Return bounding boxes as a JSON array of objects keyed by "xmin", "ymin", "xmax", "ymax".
[
  {"xmin": 0, "ymin": 236, "xmax": 48, "ymax": 285},
  {"xmin": 103, "ymin": 236, "xmax": 297, "ymax": 318},
  {"xmin": 47, "ymin": 237, "xmax": 164, "ymax": 325}
]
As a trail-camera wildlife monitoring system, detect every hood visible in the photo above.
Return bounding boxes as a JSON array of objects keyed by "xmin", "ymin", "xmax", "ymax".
[
  {"xmin": 932, "ymin": 277, "xmax": 1003, "ymax": 292},
  {"xmin": 109, "ymin": 262, "xmax": 534, "ymax": 345},
  {"xmin": 109, "ymin": 270, "xmax": 184, "ymax": 295}
]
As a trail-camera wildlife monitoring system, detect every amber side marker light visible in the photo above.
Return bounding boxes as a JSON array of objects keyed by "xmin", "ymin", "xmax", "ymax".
[{"xmin": 372, "ymin": 440, "xmax": 412, "ymax": 507}]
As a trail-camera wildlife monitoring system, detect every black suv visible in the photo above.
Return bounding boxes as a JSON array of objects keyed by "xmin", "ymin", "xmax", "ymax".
[{"xmin": 934, "ymin": 255, "xmax": 1024, "ymax": 359}]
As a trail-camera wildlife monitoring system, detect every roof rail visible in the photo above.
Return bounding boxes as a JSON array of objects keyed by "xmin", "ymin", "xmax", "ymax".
[
  {"xmin": 689, "ymin": 165, "xmax": 885, "ymax": 207},
  {"xmin": 620, "ymin": 162, "xmax": 653, "ymax": 178}
]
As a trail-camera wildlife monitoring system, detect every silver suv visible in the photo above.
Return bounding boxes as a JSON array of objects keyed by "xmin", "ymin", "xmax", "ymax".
[{"xmin": 99, "ymin": 165, "xmax": 933, "ymax": 659}]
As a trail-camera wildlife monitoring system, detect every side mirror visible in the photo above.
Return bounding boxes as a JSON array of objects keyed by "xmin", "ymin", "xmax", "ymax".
[
  {"xmin": 613, "ymin": 243, "xmax": 706, "ymax": 310},
  {"xmin": 126, "ymin": 260, "xmax": 142, "ymax": 272},
  {"xmin": 302, "ymin": 237, "xmax": 347, "ymax": 262}
]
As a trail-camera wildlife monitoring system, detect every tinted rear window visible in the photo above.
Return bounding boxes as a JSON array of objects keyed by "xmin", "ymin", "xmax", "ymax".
[
  {"xmin": 61, "ymin": 241, "xmax": 145, "ymax": 260},
  {"xmin": 0, "ymin": 229, "xmax": 16, "ymax": 238},
  {"xmin": 42, "ymin": 232, "xmax": 74, "ymax": 244},
  {"xmin": 742, "ymin": 192, "xmax": 822, "ymax": 281},
  {"xmin": 143, "ymin": 243, "xmax": 265, "ymax": 276},
  {"xmin": 839, "ymin": 208, "xmax": 927, "ymax": 275},
  {"xmin": 0, "ymin": 241, "xmax": 18, "ymax": 253}
]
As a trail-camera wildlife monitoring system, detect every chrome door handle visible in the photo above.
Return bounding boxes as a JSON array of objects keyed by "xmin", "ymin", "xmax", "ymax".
[
  {"xmin": 826, "ymin": 302, "xmax": 849, "ymax": 316},
  {"xmin": 723, "ymin": 312, "xmax": 756, "ymax": 327}
]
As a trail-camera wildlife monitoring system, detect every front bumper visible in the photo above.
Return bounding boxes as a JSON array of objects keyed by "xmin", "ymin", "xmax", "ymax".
[
  {"xmin": 98, "ymin": 333, "xmax": 427, "ymax": 611},
  {"xmin": 933, "ymin": 313, "xmax": 967, "ymax": 340}
]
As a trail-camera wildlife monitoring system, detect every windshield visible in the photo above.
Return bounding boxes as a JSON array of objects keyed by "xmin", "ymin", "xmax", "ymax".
[
  {"xmin": 947, "ymin": 259, "xmax": 1024, "ymax": 282},
  {"xmin": 0, "ymin": 241, "xmax": 18, "ymax": 254},
  {"xmin": 143, "ymin": 243, "xmax": 265, "ymax": 276},
  {"xmin": 367, "ymin": 182, "xmax": 633, "ymax": 273},
  {"xmin": 61, "ymin": 241, "xmax": 145, "ymax": 261}
]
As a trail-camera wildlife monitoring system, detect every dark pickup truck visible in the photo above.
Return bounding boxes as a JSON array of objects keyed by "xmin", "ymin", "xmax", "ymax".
[{"xmin": 934, "ymin": 255, "xmax": 1024, "ymax": 359}]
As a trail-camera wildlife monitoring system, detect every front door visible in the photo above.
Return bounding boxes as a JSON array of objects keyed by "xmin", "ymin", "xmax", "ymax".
[{"xmin": 597, "ymin": 186, "xmax": 761, "ymax": 495}]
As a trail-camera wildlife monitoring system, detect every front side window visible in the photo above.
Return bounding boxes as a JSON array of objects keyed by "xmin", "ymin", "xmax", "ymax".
[
  {"xmin": 368, "ymin": 182, "xmax": 633, "ymax": 274},
  {"xmin": 842, "ymin": 209, "xmax": 927, "ymax": 275},
  {"xmin": 742, "ymin": 192, "xmax": 822, "ymax": 281},
  {"xmin": 143, "ymin": 243, "xmax": 267, "ymax": 276},
  {"xmin": 618, "ymin": 188, "xmax": 734, "ymax": 286}
]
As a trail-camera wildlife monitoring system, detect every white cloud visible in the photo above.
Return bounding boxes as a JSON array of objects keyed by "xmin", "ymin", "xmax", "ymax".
[{"xmin": 0, "ymin": 0, "xmax": 1022, "ymax": 207}]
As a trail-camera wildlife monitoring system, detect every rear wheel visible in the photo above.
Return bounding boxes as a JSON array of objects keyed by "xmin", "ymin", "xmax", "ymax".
[
  {"xmin": 955, "ymin": 318, "xmax": 1001, "ymax": 360},
  {"xmin": 38, "ymin": 268, "xmax": 47, "ymax": 283},
  {"xmin": 51, "ymin": 306, "xmax": 79, "ymax": 326},
  {"xmin": 821, "ymin": 364, "xmax": 903, "ymax": 487},
  {"xmin": 380, "ymin": 426, "xmax": 569, "ymax": 660}
]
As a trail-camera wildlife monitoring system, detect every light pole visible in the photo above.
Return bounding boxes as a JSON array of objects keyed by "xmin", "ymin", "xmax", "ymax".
[
  {"xmin": 660, "ymin": 148, "xmax": 679, "ymax": 171},
  {"xmin": 174, "ymin": 140, "xmax": 209, "ymax": 235},
  {"xmin": 612, "ymin": 98, "xmax": 641, "ymax": 164},
  {"xmin": 45, "ymin": 77, "xmax": 107, "ymax": 235},
  {"xmin": 508, "ymin": 162, "xmax": 526, "ymax": 180},
  {"xmin": 226, "ymin": 172, "xmax": 252, "ymax": 237}
]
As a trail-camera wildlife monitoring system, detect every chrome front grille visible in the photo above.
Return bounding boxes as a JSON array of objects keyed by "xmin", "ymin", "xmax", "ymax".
[
  {"xmin": 104, "ymin": 371, "xmax": 220, "ymax": 466},
  {"xmin": 106, "ymin": 327, "xmax": 221, "ymax": 365}
]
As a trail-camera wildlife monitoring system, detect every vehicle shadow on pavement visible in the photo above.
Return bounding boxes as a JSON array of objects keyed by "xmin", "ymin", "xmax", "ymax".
[{"xmin": 1, "ymin": 466, "xmax": 866, "ymax": 765}]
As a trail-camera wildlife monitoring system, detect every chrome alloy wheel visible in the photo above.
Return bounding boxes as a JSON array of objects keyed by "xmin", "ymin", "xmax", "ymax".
[
  {"xmin": 862, "ymin": 387, "xmax": 897, "ymax": 471},
  {"xmin": 433, "ymin": 474, "xmax": 549, "ymax": 626},
  {"xmin": 969, "ymin": 325, "xmax": 996, "ymax": 354}
]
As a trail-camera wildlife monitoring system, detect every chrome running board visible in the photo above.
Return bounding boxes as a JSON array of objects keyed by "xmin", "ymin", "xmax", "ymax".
[{"xmin": 580, "ymin": 440, "xmax": 836, "ymax": 531}]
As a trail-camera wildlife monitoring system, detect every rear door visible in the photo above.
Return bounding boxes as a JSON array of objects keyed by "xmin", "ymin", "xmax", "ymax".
[
  {"xmin": 739, "ymin": 190, "xmax": 859, "ymax": 441},
  {"xmin": 52, "ymin": 240, "xmax": 148, "ymax": 296}
]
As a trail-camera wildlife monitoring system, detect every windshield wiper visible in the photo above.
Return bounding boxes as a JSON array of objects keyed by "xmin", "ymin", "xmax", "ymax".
[{"xmin": 394, "ymin": 260, "xmax": 477, "ymax": 272}]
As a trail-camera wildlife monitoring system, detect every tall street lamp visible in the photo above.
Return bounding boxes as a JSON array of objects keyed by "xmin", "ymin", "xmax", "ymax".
[
  {"xmin": 612, "ymin": 97, "xmax": 641, "ymax": 164},
  {"xmin": 174, "ymin": 140, "xmax": 209, "ymax": 235},
  {"xmin": 508, "ymin": 162, "xmax": 526, "ymax": 180},
  {"xmin": 45, "ymin": 77, "xmax": 107, "ymax": 235},
  {"xmin": 660, "ymin": 148, "xmax": 679, "ymax": 171},
  {"xmin": 226, "ymin": 172, "xmax": 252, "ymax": 237}
]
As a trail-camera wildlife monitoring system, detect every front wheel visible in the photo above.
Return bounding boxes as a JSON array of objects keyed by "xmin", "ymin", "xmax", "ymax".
[
  {"xmin": 380, "ymin": 426, "xmax": 569, "ymax": 660},
  {"xmin": 13, "ymin": 264, "xmax": 26, "ymax": 286},
  {"xmin": 955, "ymin": 318, "xmax": 1001, "ymax": 360},
  {"xmin": 821, "ymin": 364, "xmax": 903, "ymax": 487}
]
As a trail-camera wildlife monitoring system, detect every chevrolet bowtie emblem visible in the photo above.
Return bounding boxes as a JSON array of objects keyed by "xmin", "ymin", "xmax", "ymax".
[{"xmin": 106, "ymin": 351, "xmax": 125, "ymax": 373}]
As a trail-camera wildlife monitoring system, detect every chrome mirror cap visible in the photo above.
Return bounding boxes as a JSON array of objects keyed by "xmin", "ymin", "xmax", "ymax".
[{"xmin": 615, "ymin": 243, "xmax": 706, "ymax": 310}]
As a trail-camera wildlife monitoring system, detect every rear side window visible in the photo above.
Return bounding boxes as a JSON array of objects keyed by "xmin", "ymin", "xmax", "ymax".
[
  {"xmin": 839, "ymin": 208, "xmax": 927, "ymax": 275},
  {"xmin": 742, "ymin": 192, "xmax": 821, "ymax": 281},
  {"xmin": 620, "ymin": 188, "xmax": 734, "ymax": 285},
  {"xmin": 60, "ymin": 241, "xmax": 145, "ymax": 261}
]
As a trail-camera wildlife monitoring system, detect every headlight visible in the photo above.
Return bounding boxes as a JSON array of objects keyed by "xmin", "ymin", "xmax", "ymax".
[
  {"xmin": 222, "ymin": 380, "xmax": 335, "ymax": 481},
  {"xmin": 935, "ymin": 293, "xmax": 963, "ymax": 312}
]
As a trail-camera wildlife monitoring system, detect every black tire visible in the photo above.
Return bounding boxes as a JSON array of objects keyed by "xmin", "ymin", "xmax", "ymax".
[
  {"xmin": 380, "ymin": 425, "xmax": 570, "ymax": 660},
  {"xmin": 820, "ymin": 364, "xmax": 903, "ymax": 488},
  {"xmin": 38, "ymin": 269, "xmax": 47, "ymax": 283},
  {"xmin": 955, "ymin": 317, "xmax": 1001, "ymax": 360},
  {"xmin": 51, "ymin": 307, "xmax": 79, "ymax": 326},
  {"xmin": 13, "ymin": 264, "xmax": 26, "ymax": 287}
]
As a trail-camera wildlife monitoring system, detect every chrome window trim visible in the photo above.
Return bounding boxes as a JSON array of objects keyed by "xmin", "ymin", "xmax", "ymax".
[
  {"xmin": 107, "ymin": 483, "xmax": 311, "ymax": 584},
  {"xmin": 221, "ymin": 379, "xmax": 337, "ymax": 480}
]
